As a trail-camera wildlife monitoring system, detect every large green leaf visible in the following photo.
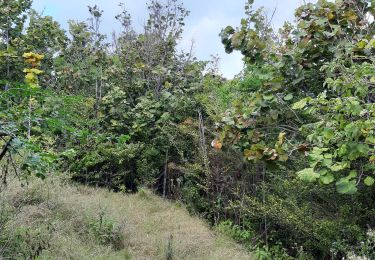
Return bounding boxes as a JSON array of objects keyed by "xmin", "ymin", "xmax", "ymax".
[
  {"xmin": 322, "ymin": 128, "xmax": 334, "ymax": 141},
  {"xmin": 329, "ymin": 162, "xmax": 349, "ymax": 172},
  {"xmin": 364, "ymin": 176, "xmax": 375, "ymax": 186},
  {"xmin": 297, "ymin": 168, "xmax": 320, "ymax": 183},
  {"xmin": 366, "ymin": 135, "xmax": 375, "ymax": 144},
  {"xmin": 320, "ymin": 172, "xmax": 335, "ymax": 185},
  {"xmin": 283, "ymin": 93, "xmax": 294, "ymax": 101},
  {"xmin": 336, "ymin": 179, "xmax": 357, "ymax": 195}
]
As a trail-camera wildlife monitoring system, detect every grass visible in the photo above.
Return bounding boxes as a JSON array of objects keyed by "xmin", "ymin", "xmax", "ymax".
[{"xmin": 0, "ymin": 175, "xmax": 253, "ymax": 259}]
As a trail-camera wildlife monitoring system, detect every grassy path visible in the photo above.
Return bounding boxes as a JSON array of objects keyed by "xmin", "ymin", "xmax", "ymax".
[{"xmin": 0, "ymin": 177, "xmax": 253, "ymax": 259}]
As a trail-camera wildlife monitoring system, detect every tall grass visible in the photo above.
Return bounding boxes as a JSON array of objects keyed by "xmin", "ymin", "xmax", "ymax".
[{"xmin": 0, "ymin": 175, "xmax": 253, "ymax": 259}]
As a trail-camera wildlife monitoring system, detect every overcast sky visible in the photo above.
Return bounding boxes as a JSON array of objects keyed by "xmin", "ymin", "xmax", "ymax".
[{"xmin": 32, "ymin": 0, "xmax": 311, "ymax": 78}]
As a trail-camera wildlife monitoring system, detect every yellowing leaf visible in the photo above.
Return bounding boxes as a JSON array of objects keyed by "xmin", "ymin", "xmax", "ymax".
[
  {"xmin": 278, "ymin": 132, "xmax": 286, "ymax": 145},
  {"xmin": 278, "ymin": 154, "xmax": 289, "ymax": 162},
  {"xmin": 30, "ymin": 83, "xmax": 40, "ymax": 89},
  {"xmin": 292, "ymin": 98, "xmax": 307, "ymax": 110},
  {"xmin": 345, "ymin": 11, "xmax": 357, "ymax": 22},
  {"xmin": 23, "ymin": 52, "xmax": 44, "ymax": 67},
  {"xmin": 357, "ymin": 40, "xmax": 367, "ymax": 49},
  {"xmin": 327, "ymin": 12, "xmax": 335, "ymax": 21},
  {"xmin": 24, "ymin": 68, "xmax": 43, "ymax": 75}
]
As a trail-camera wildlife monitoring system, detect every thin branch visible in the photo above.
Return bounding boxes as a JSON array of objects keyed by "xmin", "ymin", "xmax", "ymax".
[{"xmin": 0, "ymin": 137, "xmax": 13, "ymax": 162}]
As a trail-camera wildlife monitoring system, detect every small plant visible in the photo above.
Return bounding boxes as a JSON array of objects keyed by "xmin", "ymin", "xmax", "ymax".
[
  {"xmin": 87, "ymin": 210, "xmax": 124, "ymax": 250},
  {"xmin": 254, "ymin": 246, "xmax": 273, "ymax": 260},
  {"xmin": 216, "ymin": 220, "xmax": 253, "ymax": 244},
  {"xmin": 137, "ymin": 187, "xmax": 149, "ymax": 199},
  {"xmin": 0, "ymin": 226, "xmax": 51, "ymax": 259},
  {"xmin": 346, "ymin": 229, "xmax": 375, "ymax": 259},
  {"xmin": 165, "ymin": 234, "xmax": 174, "ymax": 260},
  {"xmin": 255, "ymin": 245, "xmax": 294, "ymax": 260},
  {"xmin": 0, "ymin": 201, "xmax": 13, "ymax": 227}
]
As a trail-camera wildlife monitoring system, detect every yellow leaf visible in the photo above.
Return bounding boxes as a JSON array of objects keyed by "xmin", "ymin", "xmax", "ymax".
[
  {"xmin": 278, "ymin": 132, "xmax": 286, "ymax": 145},
  {"xmin": 279, "ymin": 154, "xmax": 289, "ymax": 162},
  {"xmin": 345, "ymin": 11, "xmax": 357, "ymax": 22},
  {"xmin": 327, "ymin": 12, "xmax": 335, "ymax": 21},
  {"xmin": 23, "ymin": 52, "xmax": 44, "ymax": 67}
]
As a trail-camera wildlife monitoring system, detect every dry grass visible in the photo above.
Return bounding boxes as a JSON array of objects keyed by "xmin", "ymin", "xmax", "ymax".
[{"xmin": 0, "ymin": 175, "xmax": 253, "ymax": 260}]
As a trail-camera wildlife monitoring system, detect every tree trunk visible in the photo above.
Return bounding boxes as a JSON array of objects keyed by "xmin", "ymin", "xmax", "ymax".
[{"xmin": 163, "ymin": 150, "xmax": 169, "ymax": 198}]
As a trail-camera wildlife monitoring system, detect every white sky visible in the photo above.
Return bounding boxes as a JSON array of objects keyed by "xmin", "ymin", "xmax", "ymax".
[{"xmin": 32, "ymin": 0, "xmax": 312, "ymax": 78}]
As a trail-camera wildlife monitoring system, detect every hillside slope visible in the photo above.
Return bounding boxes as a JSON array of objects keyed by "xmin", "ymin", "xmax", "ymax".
[{"xmin": 0, "ymin": 176, "xmax": 253, "ymax": 259}]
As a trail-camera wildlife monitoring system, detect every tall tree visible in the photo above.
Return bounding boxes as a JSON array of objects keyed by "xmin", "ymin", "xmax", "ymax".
[
  {"xmin": 24, "ymin": 10, "xmax": 67, "ymax": 87},
  {"xmin": 0, "ymin": 0, "xmax": 32, "ymax": 83}
]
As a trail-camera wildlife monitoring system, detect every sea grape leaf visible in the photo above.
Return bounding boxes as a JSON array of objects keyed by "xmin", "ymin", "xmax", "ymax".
[
  {"xmin": 336, "ymin": 179, "xmax": 357, "ymax": 195},
  {"xmin": 364, "ymin": 176, "xmax": 375, "ymax": 186},
  {"xmin": 297, "ymin": 168, "xmax": 320, "ymax": 182},
  {"xmin": 320, "ymin": 172, "xmax": 335, "ymax": 185}
]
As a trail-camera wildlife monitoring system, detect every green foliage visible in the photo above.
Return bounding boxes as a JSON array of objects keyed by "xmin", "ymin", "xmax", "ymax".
[
  {"xmin": 24, "ymin": 11, "xmax": 67, "ymax": 86},
  {"xmin": 213, "ymin": 0, "xmax": 375, "ymax": 258},
  {"xmin": 87, "ymin": 212, "xmax": 124, "ymax": 249},
  {"xmin": 217, "ymin": 220, "xmax": 253, "ymax": 245},
  {"xmin": 255, "ymin": 245, "xmax": 296, "ymax": 260},
  {"xmin": 349, "ymin": 229, "xmax": 375, "ymax": 259},
  {"xmin": 0, "ymin": 0, "xmax": 33, "ymax": 81},
  {"xmin": 1, "ymin": 0, "xmax": 375, "ymax": 259},
  {"xmin": 217, "ymin": 0, "xmax": 375, "ymax": 195},
  {"xmin": 0, "ymin": 52, "xmax": 57, "ymax": 184},
  {"xmin": 0, "ymin": 226, "xmax": 52, "ymax": 259}
]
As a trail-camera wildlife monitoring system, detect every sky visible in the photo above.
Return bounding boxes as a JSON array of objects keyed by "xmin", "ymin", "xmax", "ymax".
[{"xmin": 31, "ymin": 0, "xmax": 311, "ymax": 78}]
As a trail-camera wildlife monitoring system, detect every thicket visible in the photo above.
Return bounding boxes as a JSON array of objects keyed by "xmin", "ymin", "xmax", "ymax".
[{"xmin": 0, "ymin": 0, "xmax": 374, "ymax": 259}]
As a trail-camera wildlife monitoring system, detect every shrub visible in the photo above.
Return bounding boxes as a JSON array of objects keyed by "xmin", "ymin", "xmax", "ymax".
[
  {"xmin": 216, "ymin": 220, "xmax": 253, "ymax": 246},
  {"xmin": 0, "ymin": 226, "xmax": 51, "ymax": 259},
  {"xmin": 87, "ymin": 211, "xmax": 125, "ymax": 250}
]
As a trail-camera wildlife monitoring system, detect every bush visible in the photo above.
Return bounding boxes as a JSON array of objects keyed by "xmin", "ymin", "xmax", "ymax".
[
  {"xmin": 87, "ymin": 211, "xmax": 125, "ymax": 250},
  {"xmin": 216, "ymin": 220, "xmax": 253, "ymax": 245},
  {"xmin": 0, "ymin": 225, "xmax": 51, "ymax": 259}
]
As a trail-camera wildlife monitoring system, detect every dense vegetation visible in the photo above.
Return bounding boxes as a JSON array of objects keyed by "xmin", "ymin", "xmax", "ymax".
[{"xmin": 0, "ymin": 0, "xmax": 374, "ymax": 259}]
